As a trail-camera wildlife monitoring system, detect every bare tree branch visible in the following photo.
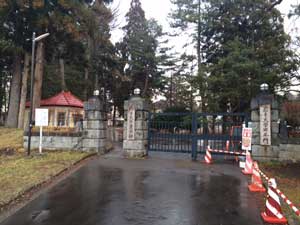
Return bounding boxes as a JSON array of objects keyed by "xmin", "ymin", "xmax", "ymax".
[{"xmin": 268, "ymin": 0, "xmax": 284, "ymax": 11}]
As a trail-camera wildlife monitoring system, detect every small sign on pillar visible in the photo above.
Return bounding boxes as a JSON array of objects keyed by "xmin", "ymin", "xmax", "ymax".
[
  {"xmin": 127, "ymin": 104, "xmax": 135, "ymax": 140},
  {"xmin": 259, "ymin": 104, "xmax": 271, "ymax": 146},
  {"xmin": 35, "ymin": 108, "xmax": 49, "ymax": 154},
  {"xmin": 242, "ymin": 127, "xmax": 252, "ymax": 151}
]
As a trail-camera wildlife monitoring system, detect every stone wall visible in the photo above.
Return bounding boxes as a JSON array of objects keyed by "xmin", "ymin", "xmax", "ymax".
[
  {"xmin": 251, "ymin": 95, "xmax": 281, "ymax": 160},
  {"xmin": 23, "ymin": 135, "xmax": 82, "ymax": 150},
  {"xmin": 81, "ymin": 97, "xmax": 107, "ymax": 153},
  {"xmin": 279, "ymin": 144, "xmax": 300, "ymax": 162},
  {"xmin": 251, "ymin": 93, "xmax": 300, "ymax": 162}
]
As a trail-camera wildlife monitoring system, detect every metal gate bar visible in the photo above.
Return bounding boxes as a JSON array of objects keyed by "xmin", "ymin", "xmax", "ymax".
[{"xmin": 148, "ymin": 112, "xmax": 248, "ymax": 160}]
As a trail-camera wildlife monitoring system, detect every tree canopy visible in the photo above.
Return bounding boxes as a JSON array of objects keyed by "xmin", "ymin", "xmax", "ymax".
[
  {"xmin": 170, "ymin": 0, "xmax": 299, "ymax": 112},
  {"xmin": 1, "ymin": 0, "xmax": 300, "ymax": 128}
]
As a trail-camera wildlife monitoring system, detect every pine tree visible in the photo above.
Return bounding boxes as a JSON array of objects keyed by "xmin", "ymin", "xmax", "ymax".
[
  {"xmin": 171, "ymin": 0, "xmax": 299, "ymax": 112},
  {"xmin": 201, "ymin": 0, "xmax": 298, "ymax": 112},
  {"xmin": 170, "ymin": 0, "xmax": 205, "ymax": 109},
  {"xmin": 121, "ymin": 0, "xmax": 161, "ymax": 98}
]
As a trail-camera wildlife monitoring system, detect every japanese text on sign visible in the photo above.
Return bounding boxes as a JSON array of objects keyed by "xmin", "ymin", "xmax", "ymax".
[
  {"xmin": 260, "ymin": 104, "xmax": 271, "ymax": 146},
  {"xmin": 242, "ymin": 128, "xmax": 252, "ymax": 151},
  {"xmin": 127, "ymin": 104, "xmax": 135, "ymax": 140}
]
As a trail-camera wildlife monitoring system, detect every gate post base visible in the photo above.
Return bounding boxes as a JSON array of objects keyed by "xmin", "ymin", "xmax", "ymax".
[
  {"xmin": 124, "ymin": 149, "xmax": 147, "ymax": 158},
  {"xmin": 123, "ymin": 140, "xmax": 147, "ymax": 158}
]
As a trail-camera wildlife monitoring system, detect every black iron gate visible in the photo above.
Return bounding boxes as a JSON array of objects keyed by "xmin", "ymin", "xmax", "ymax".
[{"xmin": 148, "ymin": 112, "xmax": 248, "ymax": 160}]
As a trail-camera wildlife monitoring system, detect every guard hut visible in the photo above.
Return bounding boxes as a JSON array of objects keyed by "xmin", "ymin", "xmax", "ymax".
[{"xmin": 24, "ymin": 91, "xmax": 84, "ymax": 128}]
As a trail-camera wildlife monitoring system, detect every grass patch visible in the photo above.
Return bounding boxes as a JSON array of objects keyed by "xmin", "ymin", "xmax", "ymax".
[
  {"xmin": 0, "ymin": 150, "xmax": 91, "ymax": 207},
  {"xmin": 0, "ymin": 127, "xmax": 93, "ymax": 208},
  {"xmin": 0, "ymin": 128, "xmax": 23, "ymax": 150},
  {"xmin": 260, "ymin": 162, "xmax": 300, "ymax": 224}
]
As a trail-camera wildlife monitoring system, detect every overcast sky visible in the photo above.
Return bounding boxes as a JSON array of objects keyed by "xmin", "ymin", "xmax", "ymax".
[{"xmin": 110, "ymin": 0, "xmax": 300, "ymax": 45}]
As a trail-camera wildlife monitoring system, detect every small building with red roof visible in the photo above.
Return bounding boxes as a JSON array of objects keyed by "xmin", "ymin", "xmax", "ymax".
[{"xmin": 25, "ymin": 91, "xmax": 84, "ymax": 128}]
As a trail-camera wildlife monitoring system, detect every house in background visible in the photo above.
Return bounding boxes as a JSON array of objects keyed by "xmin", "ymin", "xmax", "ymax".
[{"xmin": 25, "ymin": 91, "xmax": 84, "ymax": 128}]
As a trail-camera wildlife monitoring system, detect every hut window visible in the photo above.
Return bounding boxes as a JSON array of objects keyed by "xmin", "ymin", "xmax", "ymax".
[
  {"xmin": 73, "ymin": 114, "xmax": 83, "ymax": 125},
  {"xmin": 57, "ymin": 112, "xmax": 66, "ymax": 126}
]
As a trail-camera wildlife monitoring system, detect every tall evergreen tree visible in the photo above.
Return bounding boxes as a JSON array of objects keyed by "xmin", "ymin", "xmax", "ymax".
[
  {"xmin": 0, "ymin": 0, "xmax": 115, "ymax": 127},
  {"xmin": 121, "ymin": 0, "xmax": 161, "ymax": 98},
  {"xmin": 170, "ymin": 0, "xmax": 205, "ymax": 109},
  {"xmin": 201, "ymin": 0, "xmax": 298, "ymax": 112},
  {"xmin": 171, "ymin": 0, "xmax": 299, "ymax": 112}
]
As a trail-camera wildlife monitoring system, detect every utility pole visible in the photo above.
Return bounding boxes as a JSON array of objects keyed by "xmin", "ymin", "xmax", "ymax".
[{"xmin": 27, "ymin": 32, "xmax": 50, "ymax": 156}]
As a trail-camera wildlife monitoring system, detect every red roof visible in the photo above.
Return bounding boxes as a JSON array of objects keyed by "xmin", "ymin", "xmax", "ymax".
[{"xmin": 26, "ymin": 91, "xmax": 83, "ymax": 108}]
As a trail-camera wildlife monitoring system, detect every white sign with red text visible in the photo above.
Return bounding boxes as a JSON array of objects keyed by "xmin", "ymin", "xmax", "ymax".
[{"xmin": 242, "ymin": 127, "xmax": 252, "ymax": 151}]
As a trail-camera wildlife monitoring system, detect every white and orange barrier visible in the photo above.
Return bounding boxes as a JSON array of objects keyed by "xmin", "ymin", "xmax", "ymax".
[
  {"xmin": 207, "ymin": 148, "xmax": 246, "ymax": 156},
  {"xmin": 248, "ymin": 162, "xmax": 265, "ymax": 192},
  {"xmin": 261, "ymin": 178, "xmax": 288, "ymax": 224},
  {"xmin": 257, "ymin": 167, "xmax": 300, "ymax": 218},
  {"xmin": 204, "ymin": 146, "xmax": 212, "ymax": 164},
  {"xmin": 242, "ymin": 151, "xmax": 253, "ymax": 175}
]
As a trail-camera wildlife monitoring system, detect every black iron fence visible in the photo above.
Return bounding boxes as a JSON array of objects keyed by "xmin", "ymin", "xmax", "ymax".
[{"xmin": 148, "ymin": 112, "xmax": 248, "ymax": 160}]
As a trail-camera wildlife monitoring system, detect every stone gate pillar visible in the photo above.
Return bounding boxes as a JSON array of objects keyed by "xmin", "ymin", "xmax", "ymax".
[
  {"xmin": 82, "ymin": 94, "xmax": 107, "ymax": 153},
  {"xmin": 251, "ymin": 84, "xmax": 280, "ymax": 160},
  {"xmin": 123, "ymin": 90, "xmax": 149, "ymax": 158}
]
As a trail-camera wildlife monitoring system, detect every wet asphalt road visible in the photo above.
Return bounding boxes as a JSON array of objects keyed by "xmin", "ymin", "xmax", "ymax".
[{"xmin": 0, "ymin": 153, "xmax": 263, "ymax": 225}]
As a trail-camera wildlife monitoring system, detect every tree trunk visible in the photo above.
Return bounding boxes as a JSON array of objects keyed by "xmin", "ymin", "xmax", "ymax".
[
  {"xmin": 0, "ymin": 74, "xmax": 4, "ymax": 118},
  {"xmin": 6, "ymin": 54, "xmax": 22, "ymax": 128},
  {"xmin": 0, "ymin": 72, "xmax": 8, "ymax": 125},
  {"xmin": 18, "ymin": 52, "xmax": 30, "ymax": 129},
  {"xmin": 84, "ymin": 67, "xmax": 89, "ymax": 100},
  {"xmin": 197, "ymin": 0, "xmax": 205, "ymax": 112},
  {"xmin": 32, "ymin": 41, "xmax": 45, "ymax": 119},
  {"xmin": 59, "ymin": 58, "xmax": 67, "ymax": 91},
  {"xmin": 84, "ymin": 36, "xmax": 92, "ymax": 100},
  {"xmin": 142, "ymin": 73, "xmax": 149, "ymax": 98},
  {"xmin": 112, "ymin": 104, "xmax": 116, "ymax": 127}
]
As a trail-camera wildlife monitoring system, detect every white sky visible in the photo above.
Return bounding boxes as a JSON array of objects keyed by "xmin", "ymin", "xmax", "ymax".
[{"xmin": 110, "ymin": 0, "xmax": 300, "ymax": 44}]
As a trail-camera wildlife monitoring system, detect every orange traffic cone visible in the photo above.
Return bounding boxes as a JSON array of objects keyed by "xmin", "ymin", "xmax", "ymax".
[
  {"xmin": 248, "ymin": 162, "xmax": 266, "ymax": 192},
  {"xmin": 261, "ymin": 178, "xmax": 287, "ymax": 224},
  {"xmin": 204, "ymin": 146, "xmax": 212, "ymax": 164},
  {"xmin": 242, "ymin": 151, "xmax": 253, "ymax": 175}
]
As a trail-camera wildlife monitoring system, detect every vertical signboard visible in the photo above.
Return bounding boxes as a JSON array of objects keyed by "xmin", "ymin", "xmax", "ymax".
[
  {"xmin": 242, "ymin": 128, "xmax": 252, "ymax": 151},
  {"xmin": 127, "ymin": 104, "xmax": 135, "ymax": 140},
  {"xmin": 35, "ymin": 108, "xmax": 49, "ymax": 154},
  {"xmin": 35, "ymin": 108, "xmax": 49, "ymax": 127},
  {"xmin": 260, "ymin": 104, "xmax": 271, "ymax": 146}
]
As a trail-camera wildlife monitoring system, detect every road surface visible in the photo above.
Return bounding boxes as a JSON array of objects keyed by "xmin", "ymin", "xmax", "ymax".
[{"xmin": 0, "ymin": 152, "xmax": 263, "ymax": 225}]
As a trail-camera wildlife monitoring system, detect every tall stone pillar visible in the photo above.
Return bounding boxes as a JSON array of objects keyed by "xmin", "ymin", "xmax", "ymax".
[
  {"xmin": 82, "ymin": 95, "xmax": 107, "ymax": 153},
  {"xmin": 251, "ymin": 89, "xmax": 280, "ymax": 160},
  {"xmin": 123, "ymin": 93, "xmax": 149, "ymax": 158}
]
